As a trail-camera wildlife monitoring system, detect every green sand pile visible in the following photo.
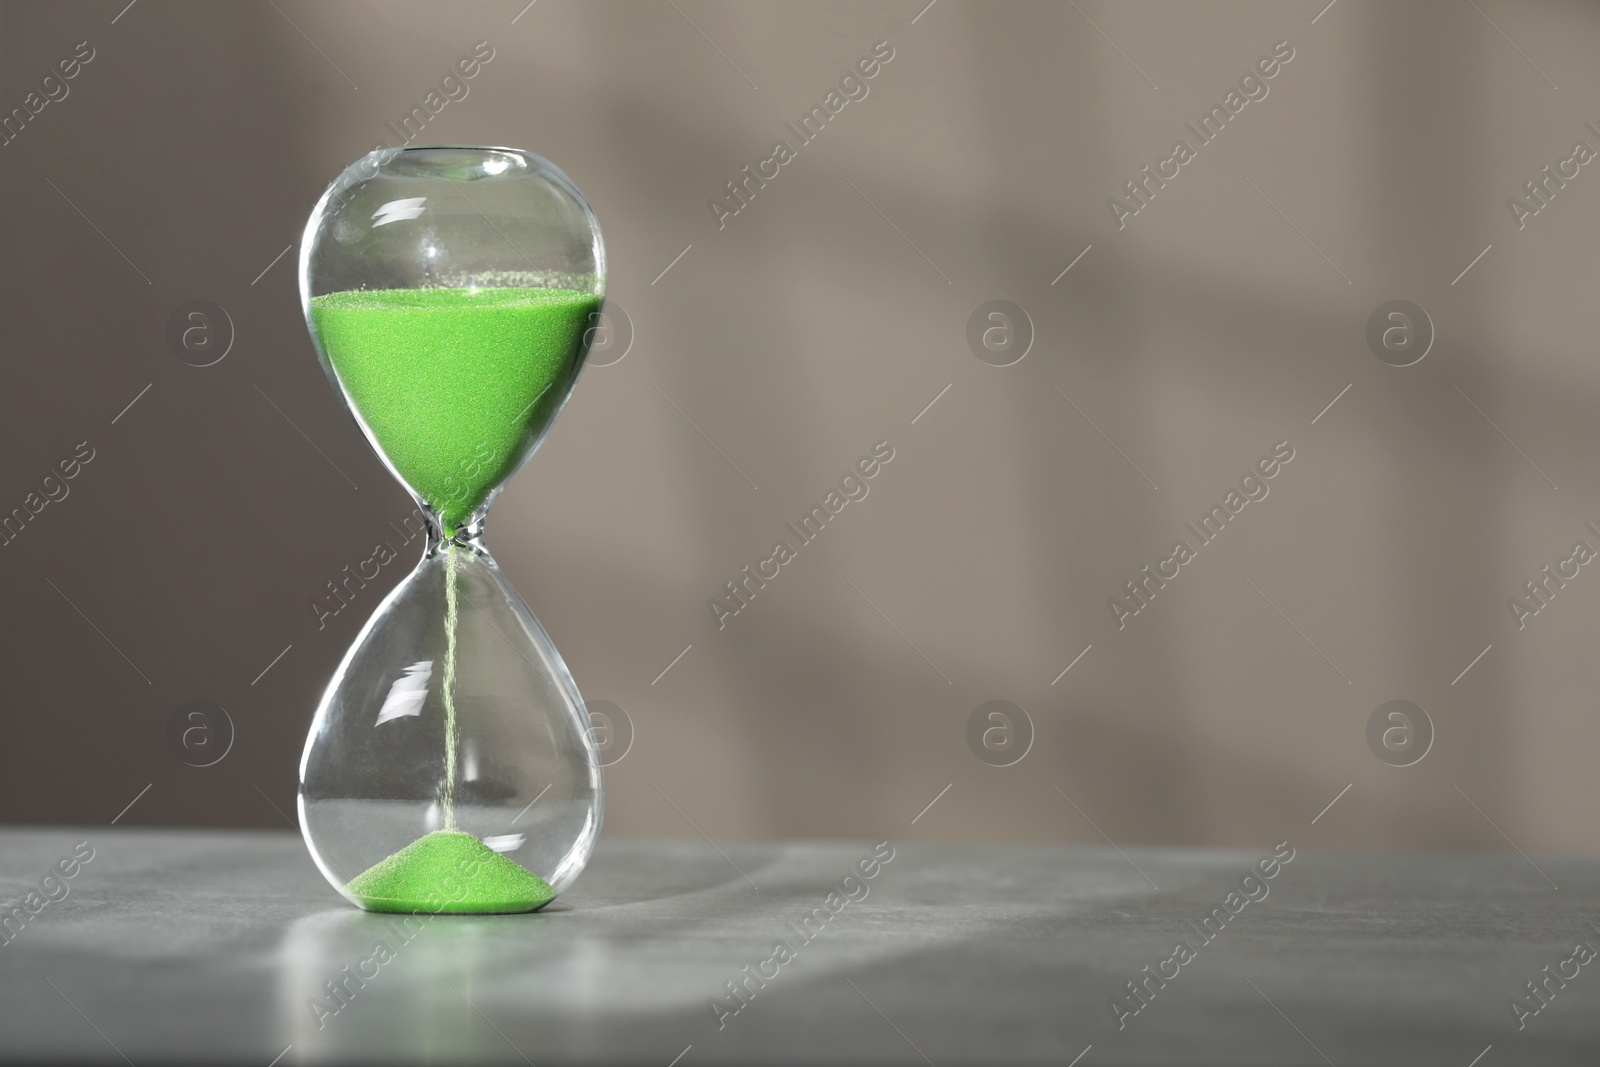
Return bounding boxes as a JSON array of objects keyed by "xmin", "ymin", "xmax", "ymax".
[
  {"xmin": 309, "ymin": 286, "xmax": 601, "ymax": 531},
  {"xmin": 345, "ymin": 830, "xmax": 555, "ymax": 914}
]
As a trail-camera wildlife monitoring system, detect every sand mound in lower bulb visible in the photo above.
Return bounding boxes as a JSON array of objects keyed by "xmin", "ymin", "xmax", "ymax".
[{"xmin": 344, "ymin": 830, "xmax": 555, "ymax": 914}]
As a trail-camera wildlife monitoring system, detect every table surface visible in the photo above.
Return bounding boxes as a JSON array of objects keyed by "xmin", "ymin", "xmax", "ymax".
[{"xmin": 2, "ymin": 829, "xmax": 1598, "ymax": 1066}]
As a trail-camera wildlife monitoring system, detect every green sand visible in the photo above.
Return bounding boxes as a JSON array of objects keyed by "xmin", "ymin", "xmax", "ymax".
[
  {"xmin": 345, "ymin": 830, "xmax": 555, "ymax": 913},
  {"xmin": 439, "ymin": 542, "xmax": 461, "ymax": 828},
  {"xmin": 315, "ymin": 287, "xmax": 587, "ymax": 914},
  {"xmin": 310, "ymin": 286, "xmax": 601, "ymax": 530}
]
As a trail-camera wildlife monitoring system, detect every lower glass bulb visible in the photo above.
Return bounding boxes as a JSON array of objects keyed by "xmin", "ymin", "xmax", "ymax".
[{"xmin": 298, "ymin": 532, "xmax": 601, "ymax": 913}]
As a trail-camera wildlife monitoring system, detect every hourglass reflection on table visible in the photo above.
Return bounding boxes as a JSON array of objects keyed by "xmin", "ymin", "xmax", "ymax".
[{"xmin": 296, "ymin": 146, "xmax": 604, "ymax": 913}]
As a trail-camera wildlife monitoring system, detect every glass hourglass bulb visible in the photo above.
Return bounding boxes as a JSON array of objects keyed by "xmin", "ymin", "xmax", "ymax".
[{"xmin": 296, "ymin": 146, "xmax": 605, "ymax": 913}]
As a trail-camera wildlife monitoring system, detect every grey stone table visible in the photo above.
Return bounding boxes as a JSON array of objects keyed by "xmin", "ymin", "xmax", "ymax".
[{"xmin": 2, "ymin": 828, "xmax": 1599, "ymax": 1066}]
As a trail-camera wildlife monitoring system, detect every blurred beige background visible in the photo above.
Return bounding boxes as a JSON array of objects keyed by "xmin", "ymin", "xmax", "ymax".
[{"xmin": 4, "ymin": 0, "xmax": 1600, "ymax": 856}]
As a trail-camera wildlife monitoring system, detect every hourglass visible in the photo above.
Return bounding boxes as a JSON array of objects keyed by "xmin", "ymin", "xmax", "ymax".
[{"xmin": 295, "ymin": 146, "xmax": 604, "ymax": 913}]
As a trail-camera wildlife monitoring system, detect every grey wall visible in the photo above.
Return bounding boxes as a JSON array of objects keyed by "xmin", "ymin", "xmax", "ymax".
[{"xmin": 4, "ymin": 0, "xmax": 1599, "ymax": 855}]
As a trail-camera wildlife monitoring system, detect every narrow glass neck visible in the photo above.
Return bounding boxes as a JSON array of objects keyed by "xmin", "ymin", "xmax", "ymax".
[{"xmin": 424, "ymin": 509, "xmax": 490, "ymax": 558}]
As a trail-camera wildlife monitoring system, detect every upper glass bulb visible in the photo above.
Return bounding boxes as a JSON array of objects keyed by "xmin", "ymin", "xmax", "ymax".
[{"xmin": 299, "ymin": 145, "xmax": 605, "ymax": 537}]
